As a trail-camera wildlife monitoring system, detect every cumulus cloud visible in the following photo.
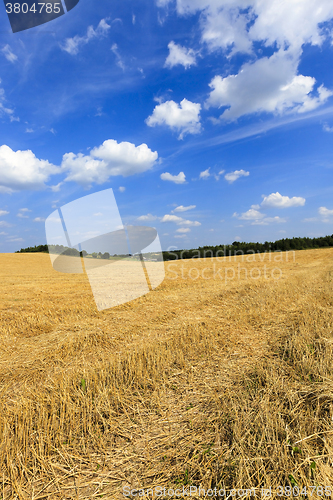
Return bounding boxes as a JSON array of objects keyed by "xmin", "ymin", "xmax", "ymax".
[
  {"xmin": 176, "ymin": 227, "xmax": 191, "ymax": 233},
  {"xmin": 146, "ymin": 99, "xmax": 201, "ymax": 139},
  {"xmin": 319, "ymin": 207, "xmax": 333, "ymax": 217},
  {"xmin": 157, "ymin": 0, "xmax": 333, "ymax": 55},
  {"xmin": 158, "ymin": 1, "xmax": 333, "ymax": 120},
  {"xmin": 236, "ymin": 208, "xmax": 265, "ymax": 220},
  {"xmin": 1, "ymin": 45, "xmax": 17, "ymax": 63},
  {"xmin": 173, "ymin": 205, "xmax": 196, "ymax": 212},
  {"xmin": 225, "ymin": 169, "xmax": 249, "ymax": 183},
  {"xmin": 62, "ymin": 139, "xmax": 158, "ymax": 185},
  {"xmin": 160, "ymin": 172, "xmax": 186, "ymax": 184},
  {"xmin": 61, "ymin": 19, "xmax": 111, "ymax": 55},
  {"xmin": 165, "ymin": 41, "xmax": 197, "ymax": 69},
  {"xmin": 0, "ymin": 145, "xmax": 59, "ymax": 192},
  {"xmin": 0, "ymin": 210, "xmax": 9, "ymax": 216},
  {"xmin": 206, "ymin": 50, "xmax": 333, "ymax": 120},
  {"xmin": 261, "ymin": 192, "xmax": 306, "ymax": 208},
  {"xmin": 234, "ymin": 209, "xmax": 286, "ymax": 224},
  {"xmin": 137, "ymin": 214, "xmax": 158, "ymax": 221},
  {"xmin": 161, "ymin": 214, "xmax": 201, "ymax": 226},
  {"xmin": 199, "ymin": 168, "xmax": 211, "ymax": 179},
  {"xmin": 119, "ymin": 186, "xmax": 126, "ymax": 192},
  {"xmin": 34, "ymin": 217, "xmax": 45, "ymax": 222}
]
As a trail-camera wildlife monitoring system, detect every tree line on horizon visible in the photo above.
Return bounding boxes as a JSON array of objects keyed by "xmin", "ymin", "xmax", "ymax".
[{"xmin": 15, "ymin": 234, "xmax": 333, "ymax": 260}]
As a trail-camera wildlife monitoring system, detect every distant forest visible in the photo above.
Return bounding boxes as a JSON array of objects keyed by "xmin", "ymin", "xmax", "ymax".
[{"xmin": 16, "ymin": 234, "xmax": 333, "ymax": 261}]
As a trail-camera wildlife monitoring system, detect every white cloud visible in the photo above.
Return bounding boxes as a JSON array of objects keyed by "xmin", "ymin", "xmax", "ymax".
[
  {"xmin": 303, "ymin": 217, "xmax": 318, "ymax": 223},
  {"xmin": 251, "ymin": 216, "xmax": 286, "ymax": 225},
  {"xmin": 1, "ymin": 45, "xmax": 17, "ymax": 63},
  {"xmin": 0, "ymin": 231, "xmax": 8, "ymax": 235},
  {"xmin": 199, "ymin": 168, "xmax": 211, "ymax": 179},
  {"xmin": 175, "ymin": 234, "xmax": 187, "ymax": 238},
  {"xmin": 17, "ymin": 213, "xmax": 29, "ymax": 218},
  {"xmin": 19, "ymin": 208, "xmax": 31, "ymax": 213},
  {"xmin": 111, "ymin": 43, "xmax": 125, "ymax": 70},
  {"xmin": 161, "ymin": 214, "xmax": 201, "ymax": 226},
  {"xmin": 0, "ymin": 83, "xmax": 18, "ymax": 122},
  {"xmin": 261, "ymin": 192, "xmax": 305, "ymax": 208},
  {"xmin": 157, "ymin": 0, "xmax": 333, "ymax": 123},
  {"xmin": 146, "ymin": 99, "xmax": 201, "ymax": 139},
  {"xmin": 234, "ymin": 207, "xmax": 287, "ymax": 225},
  {"xmin": 173, "ymin": 205, "xmax": 196, "ymax": 212},
  {"xmin": 119, "ymin": 186, "xmax": 126, "ymax": 192},
  {"xmin": 323, "ymin": 123, "xmax": 333, "ymax": 132},
  {"xmin": 176, "ymin": 227, "xmax": 191, "ymax": 233},
  {"xmin": 34, "ymin": 217, "xmax": 45, "ymax": 222},
  {"xmin": 0, "ymin": 210, "xmax": 9, "ymax": 216},
  {"xmin": 237, "ymin": 208, "xmax": 265, "ymax": 220},
  {"xmin": 206, "ymin": 49, "xmax": 333, "ymax": 120},
  {"xmin": 50, "ymin": 182, "xmax": 63, "ymax": 192},
  {"xmin": 214, "ymin": 169, "xmax": 225, "ymax": 180},
  {"xmin": 319, "ymin": 206, "xmax": 333, "ymax": 216},
  {"xmin": 165, "ymin": 41, "xmax": 197, "ymax": 69},
  {"xmin": 200, "ymin": 7, "xmax": 253, "ymax": 55},
  {"xmin": 160, "ymin": 171, "xmax": 186, "ymax": 184},
  {"xmin": 161, "ymin": 214, "xmax": 185, "ymax": 223},
  {"xmin": 225, "ymin": 169, "xmax": 249, "ymax": 183},
  {"xmin": 7, "ymin": 237, "xmax": 23, "ymax": 242},
  {"xmin": 137, "ymin": 214, "xmax": 158, "ymax": 221},
  {"xmin": 158, "ymin": 0, "xmax": 333, "ymax": 56},
  {"xmin": 0, "ymin": 221, "xmax": 10, "ymax": 227},
  {"xmin": 62, "ymin": 139, "xmax": 158, "ymax": 185},
  {"xmin": 61, "ymin": 19, "xmax": 111, "ymax": 55},
  {"xmin": 0, "ymin": 145, "xmax": 59, "ymax": 192}
]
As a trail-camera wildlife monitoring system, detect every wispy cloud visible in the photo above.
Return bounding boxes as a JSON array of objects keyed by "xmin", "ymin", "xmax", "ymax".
[
  {"xmin": 1, "ymin": 45, "xmax": 17, "ymax": 63},
  {"xmin": 61, "ymin": 19, "xmax": 111, "ymax": 55},
  {"xmin": 173, "ymin": 205, "xmax": 196, "ymax": 212},
  {"xmin": 111, "ymin": 44, "xmax": 125, "ymax": 70}
]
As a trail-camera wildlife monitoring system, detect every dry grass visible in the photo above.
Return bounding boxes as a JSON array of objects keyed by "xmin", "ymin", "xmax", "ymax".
[{"xmin": 0, "ymin": 248, "xmax": 332, "ymax": 499}]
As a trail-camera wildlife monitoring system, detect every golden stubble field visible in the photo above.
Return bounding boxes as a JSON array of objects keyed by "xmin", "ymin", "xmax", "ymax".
[{"xmin": 0, "ymin": 248, "xmax": 332, "ymax": 499}]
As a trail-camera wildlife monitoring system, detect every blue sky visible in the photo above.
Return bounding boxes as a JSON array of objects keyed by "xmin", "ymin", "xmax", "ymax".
[{"xmin": 0, "ymin": 0, "xmax": 333, "ymax": 252}]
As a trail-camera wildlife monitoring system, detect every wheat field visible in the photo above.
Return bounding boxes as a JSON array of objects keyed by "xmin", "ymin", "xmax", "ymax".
[{"xmin": 0, "ymin": 248, "xmax": 332, "ymax": 499}]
